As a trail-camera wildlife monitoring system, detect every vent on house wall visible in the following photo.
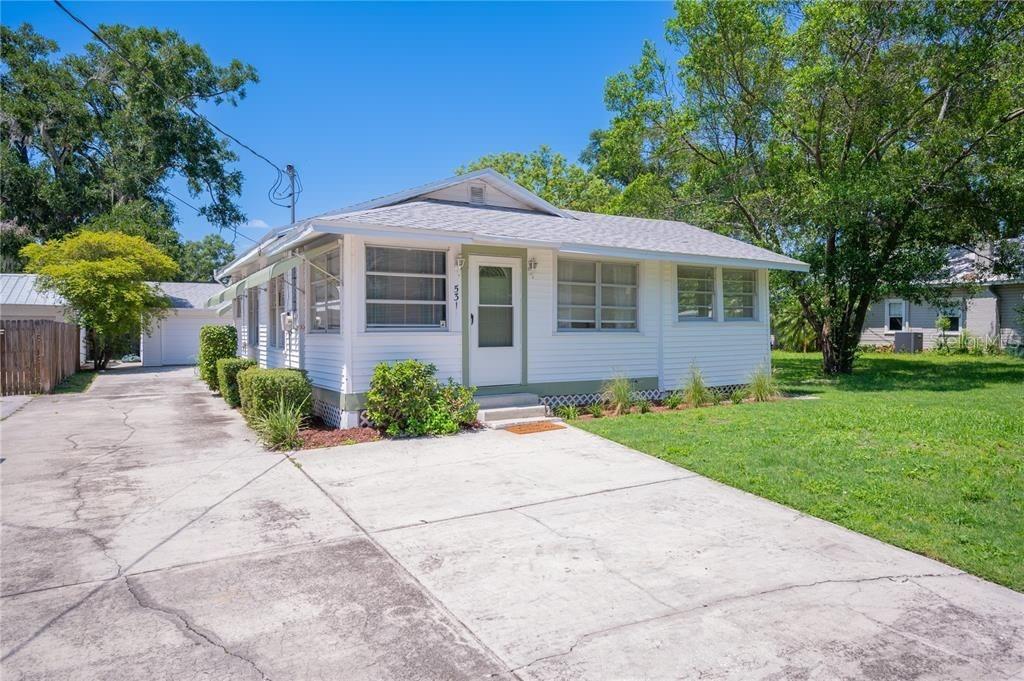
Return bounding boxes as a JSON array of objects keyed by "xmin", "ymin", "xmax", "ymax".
[{"xmin": 469, "ymin": 185, "xmax": 486, "ymax": 205}]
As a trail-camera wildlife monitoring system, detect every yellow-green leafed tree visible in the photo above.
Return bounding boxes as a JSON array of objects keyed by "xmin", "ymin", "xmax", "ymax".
[{"xmin": 21, "ymin": 231, "xmax": 179, "ymax": 369}]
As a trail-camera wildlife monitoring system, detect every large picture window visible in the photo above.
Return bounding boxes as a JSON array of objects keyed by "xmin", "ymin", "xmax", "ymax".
[
  {"xmin": 557, "ymin": 259, "xmax": 638, "ymax": 330},
  {"xmin": 308, "ymin": 248, "xmax": 341, "ymax": 333},
  {"xmin": 677, "ymin": 266, "xmax": 715, "ymax": 320},
  {"xmin": 268, "ymin": 275, "xmax": 285, "ymax": 347},
  {"xmin": 722, "ymin": 269, "xmax": 757, "ymax": 321},
  {"xmin": 365, "ymin": 246, "xmax": 447, "ymax": 329}
]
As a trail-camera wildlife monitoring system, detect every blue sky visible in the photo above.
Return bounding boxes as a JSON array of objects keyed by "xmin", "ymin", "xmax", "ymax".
[{"xmin": 3, "ymin": 2, "xmax": 675, "ymax": 243}]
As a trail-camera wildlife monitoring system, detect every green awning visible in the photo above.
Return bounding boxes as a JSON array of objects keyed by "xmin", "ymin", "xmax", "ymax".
[
  {"xmin": 206, "ymin": 256, "xmax": 303, "ymax": 308},
  {"xmin": 242, "ymin": 255, "xmax": 303, "ymax": 291}
]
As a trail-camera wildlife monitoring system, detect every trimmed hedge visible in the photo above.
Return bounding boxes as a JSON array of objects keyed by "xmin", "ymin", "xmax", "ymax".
[
  {"xmin": 237, "ymin": 367, "xmax": 313, "ymax": 421},
  {"xmin": 216, "ymin": 357, "xmax": 257, "ymax": 408},
  {"xmin": 198, "ymin": 325, "xmax": 237, "ymax": 391}
]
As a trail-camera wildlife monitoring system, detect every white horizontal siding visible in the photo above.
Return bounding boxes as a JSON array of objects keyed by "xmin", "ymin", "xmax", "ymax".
[
  {"xmin": 304, "ymin": 332, "xmax": 343, "ymax": 391},
  {"xmin": 349, "ymin": 332, "xmax": 462, "ymax": 393},
  {"xmin": 998, "ymin": 284, "xmax": 1023, "ymax": 344}
]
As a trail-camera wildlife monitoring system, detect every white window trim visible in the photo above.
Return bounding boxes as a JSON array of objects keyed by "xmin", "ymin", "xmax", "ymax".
[
  {"xmin": 884, "ymin": 298, "xmax": 907, "ymax": 334},
  {"xmin": 676, "ymin": 264, "xmax": 717, "ymax": 322},
  {"xmin": 555, "ymin": 256, "xmax": 640, "ymax": 333},
  {"xmin": 364, "ymin": 244, "xmax": 450, "ymax": 333},
  {"xmin": 307, "ymin": 245, "xmax": 342, "ymax": 335},
  {"xmin": 721, "ymin": 267, "xmax": 758, "ymax": 322},
  {"xmin": 937, "ymin": 303, "xmax": 963, "ymax": 335}
]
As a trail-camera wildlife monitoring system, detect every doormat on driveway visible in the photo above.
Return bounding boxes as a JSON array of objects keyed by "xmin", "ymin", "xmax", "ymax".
[{"xmin": 504, "ymin": 421, "xmax": 565, "ymax": 435}]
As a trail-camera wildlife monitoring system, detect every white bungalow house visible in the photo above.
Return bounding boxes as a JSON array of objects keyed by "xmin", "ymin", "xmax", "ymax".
[{"xmin": 209, "ymin": 169, "xmax": 808, "ymax": 427}]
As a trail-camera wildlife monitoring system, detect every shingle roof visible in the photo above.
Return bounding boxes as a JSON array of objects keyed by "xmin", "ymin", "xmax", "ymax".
[
  {"xmin": 0, "ymin": 273, "xmax": 66, "ymax": 307},
  {"xmin": 1, "ymin": 274, "xmax": 225, "ymax": 310},
  {"xmin": 318, "ymin": 199, "xmax": 807, "ymax": 269},
  {"xmin": 151, "ymin": 282, "xmax": 228, "ymax": 309},
  {"xmin": 943, "ymin": 239, "xmax": 1023, "ymax": 285}
]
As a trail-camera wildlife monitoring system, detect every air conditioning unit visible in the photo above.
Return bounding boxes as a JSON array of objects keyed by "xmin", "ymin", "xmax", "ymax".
[{"xmin": 894, "ymin": 331, "xmax": 923, "ymax": 353}]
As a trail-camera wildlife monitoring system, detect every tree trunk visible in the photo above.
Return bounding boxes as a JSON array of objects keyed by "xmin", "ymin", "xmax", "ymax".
[{"xmin": 820, "ymin": 325, "xmax": 858, "ymax": 374}]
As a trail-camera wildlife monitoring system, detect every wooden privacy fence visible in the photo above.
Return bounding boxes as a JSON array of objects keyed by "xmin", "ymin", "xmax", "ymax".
[{"xmin": 0, "ymin": 320, "xmax": 80, "ymax": 396}]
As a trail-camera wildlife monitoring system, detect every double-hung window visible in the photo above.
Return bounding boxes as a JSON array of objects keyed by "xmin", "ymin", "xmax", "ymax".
[
  {"xmin": 246, "ymin": 290, "xmax": 260, "ymax": 346},
  {"xmin": 722, "ymin": 269, "xmax": 757, "ymax": 321},
  {"xmin": 938, "ymin": 304, "xmax": 961, "ymax": 333},
  {"xmin": 886, "ymin": 299, "xmax": 906, "ymax": 332},
  {"xmin": 268, "ymin": 275, "xmax": 285, "ymax": 347},
  {"xmin": 365, "ymin": 246, "xmax": 448, "ymax": 329},
  {"xmin": 677, "ymin": 266, "xmax": 715, "ymax": 320},
  {"xmin": 557, "ymin": 259, "xmax": 638, "ymax": 330},
  {"xmin": 308, "ymin": 248, "xmax": 341, "ymax": 333}
]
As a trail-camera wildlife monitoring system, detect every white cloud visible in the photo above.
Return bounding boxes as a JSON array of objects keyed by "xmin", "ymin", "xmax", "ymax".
[{"xmin": 244, "ymin": 219, "xmax": 269, "ymax": 230}]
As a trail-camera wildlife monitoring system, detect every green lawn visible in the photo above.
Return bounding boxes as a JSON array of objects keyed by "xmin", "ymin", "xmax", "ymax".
[
  {"xmin": 53, "ymin": 371, "xmax": 97, "ymax": 394},
  {"xmin": 575, "ymin": 351, "xmax": 1024, "ymax": 591}
]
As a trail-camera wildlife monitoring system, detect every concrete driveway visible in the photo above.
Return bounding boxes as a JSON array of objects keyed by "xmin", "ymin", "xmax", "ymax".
[{"xmin": 2, "ymin": 367, "xmax": 1022, "ymax": 680}]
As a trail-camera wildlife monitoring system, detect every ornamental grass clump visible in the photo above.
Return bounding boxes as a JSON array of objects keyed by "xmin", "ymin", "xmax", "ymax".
[
  {"xmin": 663, "ymin": 392, "xmax": 684, "ymax": 409},
  {"xmin": 251, "ymin": 394, "xmax": 308, "ymax": 450},
  {"xmin": 601, "ymin": 375, "xmax": 634, "ymax": 415},
  {"xmin": 682, "ymin": 365, "xmax": 710, "ymax": 407},
  {"xmin": 748, "ymin": 366, "xmax": 780, "ymax": 402}
]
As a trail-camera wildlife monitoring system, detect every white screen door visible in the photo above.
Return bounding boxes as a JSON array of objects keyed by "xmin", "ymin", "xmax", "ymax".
[{"xmin": 469, "ymin": 256, "xmax": 521, "ymax": 386}]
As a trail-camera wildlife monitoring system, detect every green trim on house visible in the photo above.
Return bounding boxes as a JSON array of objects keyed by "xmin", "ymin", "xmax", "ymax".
[
  {"xmin": 460, "ymin": 245, "xmax": 529, "ymax": 387},
  {"xmin": 341, "ymin": 377, "xmax": 660, "ymax": 411},
  {"xmin": 473, "ymin": 377, "xmax": 660, "ymax": 397}
]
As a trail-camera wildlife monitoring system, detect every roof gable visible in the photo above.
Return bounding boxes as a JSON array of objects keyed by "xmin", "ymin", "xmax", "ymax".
[{"xmin": 316, "ymin": 168, "xmax": 572, "ymax": 220}]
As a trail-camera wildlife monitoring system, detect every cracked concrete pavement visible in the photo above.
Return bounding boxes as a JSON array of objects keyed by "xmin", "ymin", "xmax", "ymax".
[{"xmin": 2, "ymin": 367, "xmax": 1023, "ymax": 680}]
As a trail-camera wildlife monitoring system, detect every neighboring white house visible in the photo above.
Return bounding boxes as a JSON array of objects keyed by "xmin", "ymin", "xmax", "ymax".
[
  {"xmin": 0, "ymin": 274, "xmax": 226, "ymax": 366},
  {"xmin": 860, "ymin": 243, "xmax": 1024, "ymax": 350},
  {"xmin": 210, "ymin": 169, "xmax": 808, "ymax": 427}
]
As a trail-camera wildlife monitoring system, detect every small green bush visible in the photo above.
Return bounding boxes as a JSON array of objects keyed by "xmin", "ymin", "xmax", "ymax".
[
  {"xmin": 637, "ymin": 399, "xmax": 652, "ymax": 414},
  {"xmin": 587, "ymin": 402, "xmax": 604, "ymax": 418},
  {"xmin": 198, "ymin": 325, "xmax": 237, "ymax": 391},
  {"xmin": 554, "ymin": 404, "xmax": 580, "ymax": 420},
  {"xmin": 251, "ymin": 394, "xmax": 307, "ymax": 450},
  {"xmin": 709, "ymin": 390, "xmax": 723, "ymax": 406},
  {"xmin": 601, "ymin": 375, "xmax": 633, "ymax": 415},
  {"xmin": 682, "ymin": 365, "xmax": 710, "ymax": 407},
  {"xmin": 365, "ymin": 360, "xmax": 478, "ymax": 437},
  {"xmin": 238, "ymin": 367, "xmax": 313, "ymax": 420},
  {"xmin": 748, "ymin": 365, "xmax": 780, "ymax": 402},
  {"xmin": 216, "ymin": 357, "xmax": 256, "ymax": 407},
  {"xmin": 663, "ymin": 392, "xmax": 684, "ymax": 409},
  {"xmin": 730, "ymin": 388, "xmax": 747, "ymax": 404}
]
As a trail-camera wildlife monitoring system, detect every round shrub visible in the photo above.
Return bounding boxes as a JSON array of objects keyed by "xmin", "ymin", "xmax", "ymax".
[
  {"xmin": 216, "ymin": 357, "xmax": 256, "ymax": 408},
  {"xmin": 237, "ymin": 367, "xmax": 313, "ymax": 421},
  {"xmin": 364, "ymin": 360, "xmax": 479, "ymax": 437},
  {"xmin": 198, "ymin": 325, "xmax": 237, "ymax": 391},
  {"xmin": 365, "ymin": 360, "xmax": 440, "ymax": 437}
]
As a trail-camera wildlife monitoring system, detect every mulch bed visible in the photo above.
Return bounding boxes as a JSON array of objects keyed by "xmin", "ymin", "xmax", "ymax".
[{"xmin": 298, "ymin": 419, "xmax": 380, "ymax": 449}]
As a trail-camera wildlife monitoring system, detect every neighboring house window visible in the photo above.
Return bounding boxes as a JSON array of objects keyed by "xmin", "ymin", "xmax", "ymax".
[
  {"xmin": 268, "ymin": 275, "xmax": 285, "ymax": 347},
  {"xmin": 886, "ymin": 299, "xmax": 906, "ymax": 332},
  {"xmin": 677, "ymin": 265, "xmax": 715, "ymax": 320},
  {"xmin": 557, "ymin": 258, "xmax": 638, "ymax": 330},
  {"xmin": 939, "ymin": 305, "xmax": 961, "ymax": 333},
  {"xmin": 722, "ymin": 269, "xmax": 757, "ymax": 320},
  {"xmin": 365, "ymin": 246, "xmax": 447, "ymax": 329},
  {"xmin": 246, "ymin": 290, "xmax": 259, "ymax": 346},
  {"xmin": 308, "ymin": 248, "xmax": 341, "ymax": 333}
]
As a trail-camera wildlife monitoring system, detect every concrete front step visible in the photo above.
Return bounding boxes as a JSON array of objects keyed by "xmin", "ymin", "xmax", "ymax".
[
  {"xmin": 475, "ymin": 392, "xmax": 540, "ymax": 409},
  {"xmin": 485, "ymin": 416, "xmax": 563, "ymax": 430},
  {"xmin": 477, "ymin": 404, "xmax": 548, "ymax": 423}
]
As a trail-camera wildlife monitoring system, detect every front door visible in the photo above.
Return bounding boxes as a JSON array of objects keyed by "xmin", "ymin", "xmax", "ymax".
[{"xmin": 468, "ymin": 256, "xmax": 522, "ymax": 386}]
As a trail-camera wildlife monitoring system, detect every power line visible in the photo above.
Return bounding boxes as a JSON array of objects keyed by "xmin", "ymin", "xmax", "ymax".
[
  {"xmin": 162, "ymin": 188, "xmax": 262, "ymax": 247},
  {"xmin": 53, "ymin": 0, "xmax": 303, "ymax": 226}
]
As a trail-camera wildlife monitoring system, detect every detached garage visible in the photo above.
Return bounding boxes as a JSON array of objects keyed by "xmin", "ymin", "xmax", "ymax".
[{"xmin": 141, "ymin": 282, "xmax": 228, "ymax": 367}]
